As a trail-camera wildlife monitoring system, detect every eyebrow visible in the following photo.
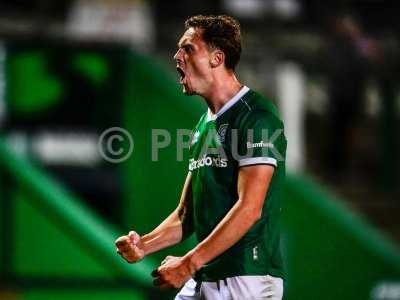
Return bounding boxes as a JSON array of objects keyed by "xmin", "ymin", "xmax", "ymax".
[{"xmin": 177, "ymin": 38, "xmax": 192, "ymax": 49}]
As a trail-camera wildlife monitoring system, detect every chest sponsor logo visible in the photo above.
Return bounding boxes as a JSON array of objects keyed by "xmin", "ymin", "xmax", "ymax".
[{"xmin": 189, "ymin": 155, "xmax": 228, "ymax": 171}]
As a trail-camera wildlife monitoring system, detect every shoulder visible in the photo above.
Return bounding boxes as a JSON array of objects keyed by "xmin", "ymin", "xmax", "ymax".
[{"xmin": 235, "ymin": 89, "xmax": 283, "ymax": 130}]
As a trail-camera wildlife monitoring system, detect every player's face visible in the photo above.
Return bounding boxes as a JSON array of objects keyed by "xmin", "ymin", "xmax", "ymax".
[{"xmin": 174, "ymin": 27, "xmax": 213, "ymax": 95}]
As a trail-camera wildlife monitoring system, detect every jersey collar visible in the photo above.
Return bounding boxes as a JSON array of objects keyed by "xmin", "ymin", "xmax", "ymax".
[{"xmin": 206, "ymin": 85, "xmax": 250, "ymax": 122}]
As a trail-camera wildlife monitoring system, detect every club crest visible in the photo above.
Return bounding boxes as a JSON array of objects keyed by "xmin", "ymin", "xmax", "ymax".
[{"xmin": 217, "ymin": 123, "xmax": 229, "ymax": 143}]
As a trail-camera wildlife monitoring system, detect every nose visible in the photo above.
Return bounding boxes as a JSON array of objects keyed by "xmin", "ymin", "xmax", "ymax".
[{"xmin": 173, "ymin": 48, "xmax": 183, "ymax": 62}]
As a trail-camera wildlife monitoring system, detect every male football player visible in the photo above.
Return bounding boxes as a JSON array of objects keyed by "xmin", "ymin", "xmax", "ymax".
[{"xmin": 116, "ymin": 15, "xmax": 286, "ymax": 299}]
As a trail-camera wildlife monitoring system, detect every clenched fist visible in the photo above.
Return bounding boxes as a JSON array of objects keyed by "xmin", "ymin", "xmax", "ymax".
[
  {"xmin": 152, "ymin": 255, "xmax": 198, "ymax": 289},
  {"xmin": 115, "ymin": 231, "xmax": 145, "ymax": 263}
]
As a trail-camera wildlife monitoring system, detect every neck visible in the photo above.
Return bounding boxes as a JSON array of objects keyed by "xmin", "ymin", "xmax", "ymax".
[{"xmin": 202, "ymin": 71, "xmax": 242, "ymax": 114}]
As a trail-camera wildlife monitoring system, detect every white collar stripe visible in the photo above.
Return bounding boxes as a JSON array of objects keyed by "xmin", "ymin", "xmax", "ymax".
[{"xmin": 207, "ymin": 86, "xmax": 250, "ymax": 122}]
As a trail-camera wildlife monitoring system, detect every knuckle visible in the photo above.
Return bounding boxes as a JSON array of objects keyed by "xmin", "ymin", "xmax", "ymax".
[{"xmin": 115, "ymin": 237, "xmax": 127, "ymax": 246}]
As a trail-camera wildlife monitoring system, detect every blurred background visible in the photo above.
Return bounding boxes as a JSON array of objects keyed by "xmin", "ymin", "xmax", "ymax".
[{"xmin": 0, "ymin": 0, "xmax": 399, "ymax": 299}]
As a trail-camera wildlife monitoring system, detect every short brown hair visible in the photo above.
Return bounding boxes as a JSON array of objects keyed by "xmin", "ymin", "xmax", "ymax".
[{"xmin": 185, "ymin": 15, "xmax": 242, "ymax": 71}]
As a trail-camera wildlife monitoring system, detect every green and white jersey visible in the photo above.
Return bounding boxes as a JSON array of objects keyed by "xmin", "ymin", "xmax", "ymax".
[{"xmin": 189, "ymin": 86, "xmax": 287, "ymax": 281}]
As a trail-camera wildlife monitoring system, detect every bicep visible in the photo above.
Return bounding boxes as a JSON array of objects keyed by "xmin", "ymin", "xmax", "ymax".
[
  {"xmin": 177, "ymin": 172, "xmax": 192, "ymax": 211},
  {"xmin": 177, "ymin": 172, "xmax": 194, "ymax": 238},
  {"xmin": 237, "ymin": 165, "xmax": 274, "ymax": 211}
]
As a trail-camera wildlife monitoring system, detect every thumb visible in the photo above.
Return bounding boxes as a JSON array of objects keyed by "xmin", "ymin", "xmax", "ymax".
[{"xmin": 128, "ymin": 231, "xmax": 140, "ymax": 245}]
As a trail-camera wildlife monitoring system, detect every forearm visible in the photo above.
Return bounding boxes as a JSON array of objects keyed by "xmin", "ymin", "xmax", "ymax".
[
  {"xmin": 141, "ymin": 210, "xmax": 183, "ymax": 255},
  {"xmin": 185, "ymin": 199, "xmax": 260, "ymax": 269}
]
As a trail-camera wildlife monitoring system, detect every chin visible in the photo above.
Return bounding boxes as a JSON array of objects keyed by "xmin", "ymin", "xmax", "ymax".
[{"xmin": 182, "ymin": 86, "xmax": 196, "ymax": 96}]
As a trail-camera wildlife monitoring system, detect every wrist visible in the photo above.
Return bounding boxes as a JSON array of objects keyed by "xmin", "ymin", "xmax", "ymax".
[
  {"xmin": 184, "ymin": 247, "xmax": 206, "ymax": 272},
  {"xmin": 140, "ymin": 234, "xmax": 153, "ymax": 256}
]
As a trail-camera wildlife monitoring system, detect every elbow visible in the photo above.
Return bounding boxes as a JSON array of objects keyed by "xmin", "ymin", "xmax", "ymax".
[
  {"xmin": 253, "ymin": 209, "xmax": 262, "ymax": 223},
  {"xmin": 237, "ymin": 198, "xmax": 264, "ymax": 226},
  {"xmin": 245, "ymin": 207, "xmax": 263, "ymax": 225}
]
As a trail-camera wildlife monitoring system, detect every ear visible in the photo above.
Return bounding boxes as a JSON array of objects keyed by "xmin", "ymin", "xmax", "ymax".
[{"xmin": 210, "ymin": 50, "xmax": 225, "ymax": 68}]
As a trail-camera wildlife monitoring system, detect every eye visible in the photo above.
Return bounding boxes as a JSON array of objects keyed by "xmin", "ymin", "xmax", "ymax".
[{"xmin": 183, "ymin": 45, "xmax": 193, "ymax": 53}]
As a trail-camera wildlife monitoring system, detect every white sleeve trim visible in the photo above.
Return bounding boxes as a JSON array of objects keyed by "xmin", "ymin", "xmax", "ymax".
[{"xmin": 239, "ymin": 157, "xmax": 277, "ymax": 167}]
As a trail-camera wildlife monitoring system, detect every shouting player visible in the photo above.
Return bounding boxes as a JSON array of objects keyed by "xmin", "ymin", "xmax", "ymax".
[{"xmin": 115, "ymin": 15, "xmax": 286, "ymax": 300}]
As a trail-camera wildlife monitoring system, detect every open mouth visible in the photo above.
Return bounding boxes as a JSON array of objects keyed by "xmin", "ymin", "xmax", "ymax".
[{"xmin": 176, "ymin": 67, "xmax": 185, "ymax": 83}]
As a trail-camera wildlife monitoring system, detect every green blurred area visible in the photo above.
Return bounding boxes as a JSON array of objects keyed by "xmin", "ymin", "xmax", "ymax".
[
  {"xmin": 13, "ymin": 189, "xmax": 112, "ymax": 278},
  {"xmin": 283, "ymin": 176, "xmax": 400, "ymax": 299},
  {"xmin": 6, "ymin": 51, "xmax": 63, "ymax": 115},
  {"xmin": 21, "ymin": 289, "xmax": 145, "ymax": 300},
  {"xmin": 1, "ymin": 49, "xmax": 399, "ymax": 300},
  {"xmin": 72, "ymin": 53, "xmax": 110, "ymax": 86}
]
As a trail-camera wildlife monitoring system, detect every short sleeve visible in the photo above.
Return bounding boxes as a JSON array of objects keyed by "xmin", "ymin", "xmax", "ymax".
[{"xmin": 236, "ymin": 110, "xmax": 285, "ymax": 168}]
